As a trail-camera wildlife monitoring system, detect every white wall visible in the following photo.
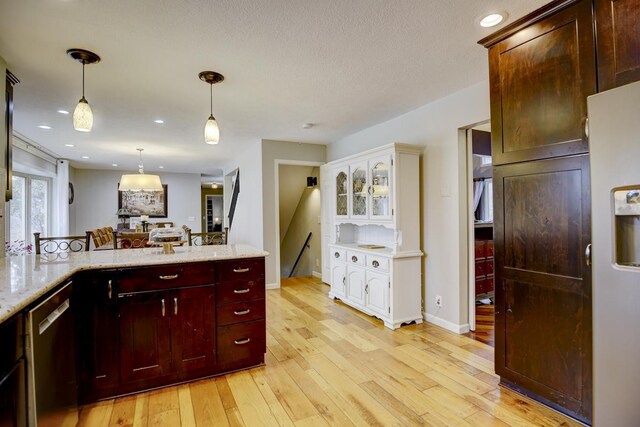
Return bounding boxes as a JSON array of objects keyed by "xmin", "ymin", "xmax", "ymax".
[
  {"xmin": 72, "ymin": 169, "xmax": 202, "ymax": 234},
  {"xmin": 327, "ymin": 81, "xmax": 490, "ymax": 332},
  {"xmin": 262, "ymin": 140, "xmax": 326, "ymax": 287},
  {"xmin": 279, "ymin": 165, "xmax": 314, "ymax": 241},
  {"xmin": 223, "ymin": 141, "xmax": 263, "ymax": 250}
]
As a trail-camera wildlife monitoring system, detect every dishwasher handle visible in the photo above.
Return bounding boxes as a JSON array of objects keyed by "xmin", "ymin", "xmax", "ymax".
[{"xmin": 38, "ymin": 299, "xmax": 70, "ymax": 335}]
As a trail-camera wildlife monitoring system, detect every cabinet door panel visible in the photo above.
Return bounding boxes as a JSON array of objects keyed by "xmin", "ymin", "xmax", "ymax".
[
  {"xmin": 489, "ymin": 0, "xmax": 596, "ymax": 164},
  {"xmin": 346, "ymin": 266, "xmax": 366, "ymax": 307},
  {"xmin": 369, "ymin": 155, "xmax": 392, "ymax": 220},
  {"xmin": 494, "ymin": 155, "xmax": 591, "ymax": 422},
  {"xmin": 171, "ymin": 286, "xmax": 216, "ymax": 375},
  {"xmin": 334, "ymin": 167, "xmax": 349, "ymax": 218},
  {"xmin": 119, "ymin": 291, "xmax": 172, "ymax": 384},
  {"xmin": 365, "ymin": 271, "xmax": 389, "ymax": 318},
  {"xmin": 330, "ymin": 262, "xmax": 346, "ymax": 298},
  {"xmin": 76, "ymin": 271, "xmax": 119, "ymax": 401},
  {"xmin": 350, "ymin": 162, "xmax": 368, "ymax": 218},
  {"xmin": 596, "ymin": 0, "xmax": 640, "ymax": 90}
]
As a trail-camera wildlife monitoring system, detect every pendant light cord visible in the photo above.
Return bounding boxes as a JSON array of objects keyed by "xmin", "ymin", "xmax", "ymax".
[
  {"xmin": 82, "ymin": 61, "xmax": 85, "ymax": 98},
  {"xmin": 210, "ymin": 83, "xmax": 213, "ymax": 115}
]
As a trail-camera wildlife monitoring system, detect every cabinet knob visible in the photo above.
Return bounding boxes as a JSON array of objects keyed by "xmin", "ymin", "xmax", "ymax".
[
  {"xmin": 334, "ymin": 252, "xmax": 340, "ymax": 258},
  {"xmin": 352, "ymin": 256, "xmax": 358, "ymax": 263},
  {"xmin": 372, "ymin": 260, "xmax": 379, "ymax": 268}
]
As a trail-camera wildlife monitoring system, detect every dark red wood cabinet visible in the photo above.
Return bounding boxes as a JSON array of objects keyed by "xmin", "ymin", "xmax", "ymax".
[
  {"xmin": 595, "ymin": 0, "xmax": 640, "ymax": 90},
  {"xmin": 0, "ymin": 315, "xmax": 26, "ymax": 427},
  {"xmin": 478, "ymin": 0, "xmax": 640, "ymax": 423},
  {"xmin": 76, "ymin": 258, "xmax": 265, "ymax": 403}
]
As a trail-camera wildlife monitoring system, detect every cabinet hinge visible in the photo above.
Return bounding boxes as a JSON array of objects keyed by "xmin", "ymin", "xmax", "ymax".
[
  {"xmin": 392, "ymin": 209, "xmax": 394, "ymax": 215},
  {"xmin": 388, "ymin": 307, "xmax": 391, "ymax": 313},
  {"xmin": 391, "ymin": 158, "xmax": 394, "ymax": 166},
  {"xmin": 388, "ymin": 280, "xmax": 391, "ymax": 288}
]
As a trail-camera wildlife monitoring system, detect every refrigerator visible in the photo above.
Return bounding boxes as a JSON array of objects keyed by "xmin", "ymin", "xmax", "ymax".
[{"xmin": 588, "ymin": 80, "xmax": 640, "ymax": 426}]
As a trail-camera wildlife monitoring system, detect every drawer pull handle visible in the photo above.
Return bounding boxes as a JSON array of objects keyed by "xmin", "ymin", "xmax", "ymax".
[
  {"xmin": 234, "ymin": 288, "xmax": 251, "ymax": 294},
  {"xmin": 334, "ymin": 252, "xmax": 340, "ymax": 258},
  {"xmin": 372, "ymin": 260, "xmax": 379, "ymax": 268},
  {"xmin": 233, "ymin": 268, "xmax": 250, "ymax": 273},
  {"xmin": 234, "ymin": 338, "xmax": 251, "ymax": 345},
  {"xmin": 108, "ymin": 280, "xmax": 113, "ymax": 299},
  {"xmin": 174, "ymin": 297, "xmax": 178, "ymax": 315},
  {"xmin": 159, "ymin": 274, "xmax": 179, "ymax": 280},
  {"xmin": 161, "ymin": 299, "xmax": 166, "ymax": 317},
  {"xmin": 234, "ymin": 309, "xmax": 251, "ymax": 316},
  {"xmin": 352, "ymin": 256, "xmax": 358, "ymax": 263}
]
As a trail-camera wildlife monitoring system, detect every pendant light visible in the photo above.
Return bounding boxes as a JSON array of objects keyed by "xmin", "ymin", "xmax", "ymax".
[
  {"xmin": 67, "ymin": 49, "xmax": 101, "ymax": 132},
  {"xmin": 118, "ymin": 148, "xmax": 163, "ymax": 191},
  {"xmin": 198, "ymin": 71, "xmax": 224, "ymax": 144}
]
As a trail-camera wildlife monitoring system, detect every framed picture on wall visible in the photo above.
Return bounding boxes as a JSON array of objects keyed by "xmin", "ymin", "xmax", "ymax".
[{"xmin": 118, "ymin": 184, "xmax": 168, "ymax": 217}]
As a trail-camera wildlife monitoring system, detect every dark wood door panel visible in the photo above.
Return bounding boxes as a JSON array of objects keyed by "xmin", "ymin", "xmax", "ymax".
[
  {"xmin": 171, "ymin": 286, "xmax": 216, "ymax": 375},
  {"xmin": 502, "ymin": 168, "xmax": 583, "ymax": 278},
  {"xmin": 119, "ymin": 291, "xmax": 172, "ymax": 384},
  {"xmin": 493, "ymin": 155, "xmax": 592, "ymax": 422},
  {"xmin": 503, "ymin": 279, "xmax": 584, "ymax": 402},
  {"xmin": 596, "ymin": 0, "xmax": 640, "ymax": 90},
  {"xmin": 489, "ymin": 0, "xmax": 596, "ymax": 164}
]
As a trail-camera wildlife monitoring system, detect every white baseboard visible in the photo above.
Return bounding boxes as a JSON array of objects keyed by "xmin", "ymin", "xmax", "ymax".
[
  {"xmin": 424, "ymin": 312, "xmax": 470, "ymax": 334},
  {"xmin": 266, "ymin": 282, "xmax": 280, "ymax": 290},
  {"xmin": 312, "ymin": 271, "xmax": 322, "ymax": 279}
]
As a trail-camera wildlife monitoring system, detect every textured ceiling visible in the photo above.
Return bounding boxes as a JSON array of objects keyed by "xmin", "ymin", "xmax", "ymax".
[{"xmin": 0, "ymin": 0, "xmax": 547, "ymax": 174}]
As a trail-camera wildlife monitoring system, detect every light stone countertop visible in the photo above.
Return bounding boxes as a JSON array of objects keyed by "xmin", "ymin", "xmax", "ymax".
[{"xmin": 0, "ymin": 244, "xmax": 268, "ymax": 324}]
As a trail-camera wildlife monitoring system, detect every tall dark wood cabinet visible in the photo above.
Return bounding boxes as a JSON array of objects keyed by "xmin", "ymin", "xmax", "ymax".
[
  {"xmin": 481, "ymin": 0, "xmax": 586, "ymax": 423},
  {"xmin": 5, "ymin": 71, "xmax": 18, "ymax": 202},
  {"xmin": 595, "ymin": 0, "xmax": 640, "ymax": 90}
]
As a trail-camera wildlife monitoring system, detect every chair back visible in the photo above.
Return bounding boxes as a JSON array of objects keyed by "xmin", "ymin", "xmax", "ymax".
[
  {"xmin": 113, "ymin": 231, "xmax": 149, "ymax": 249},
  {"xmin": 184, "ymin": 227, "xmax": 228, "ymax": 246},
  {"xmin": 34, "ymin": 232, "xmax": 92, "ymax": 255}
]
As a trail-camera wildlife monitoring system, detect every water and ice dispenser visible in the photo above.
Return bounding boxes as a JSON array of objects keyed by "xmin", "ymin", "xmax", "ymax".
[{"xmin": 613, "ymin": 187, "xmax": 640, "ymax": 268}]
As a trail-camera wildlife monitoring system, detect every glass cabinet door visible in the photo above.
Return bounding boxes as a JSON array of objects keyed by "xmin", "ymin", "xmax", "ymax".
[
  {"xmin": 370, "ymin": 156, "xmax": 392, "ymax": 219},
  {"xmin": 335, "ymin": 170, "xmax": 348, "ymax": 217},
  {"xmin": 351, "ymin": 163, "xmax": 368, "ymax": 217}
]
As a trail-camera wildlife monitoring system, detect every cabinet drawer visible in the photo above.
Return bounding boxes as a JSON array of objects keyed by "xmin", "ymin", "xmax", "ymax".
[
  {"xmin": 486, "ymin": 275, "xmax": 494, "ymax": 293},
  {"xmin": 118, "ymin": 262, "xmax": 214, "ymax": 293},
  {"xmin": 475, "ymin": 277, "xmax": 487, "ymax": 295},
  {"xmin": 475, "ymin": 260, "xmax": 486, "ymax": 277},
  {"xmin": 486, "ymin": 260, "xmax": 494, "ymax": 275},
  {"xmin": 485, "ymin": 241, "xmax": 494, "ymax": 258},
  {"xmin": 216, "ymin": 258, "xmax": 264, "ymax": 284},
  {"xmin": 217, "ymin": 279, "xmax": 265, "ymax": 305},
  {"xmin": 217, "ymin": 299, "xmax": 265, "ymax": 326},
  {"xmin": 331, "ymin": 248, "xmax": 346, "ymax": 263},
  {"xmin": 474, "ymin": 241, "xmax": 486, "ymax": 259},
  {"xmin": 217, "ymin": 320, "xmax": 266, "ymax": 371},
  {"xmin": 347, "ymin": 251, "xmax": 365, "ymax": 266},
  {"xmin": 366, "ymin": 255, "xmax": 389, "ymax": 272}
]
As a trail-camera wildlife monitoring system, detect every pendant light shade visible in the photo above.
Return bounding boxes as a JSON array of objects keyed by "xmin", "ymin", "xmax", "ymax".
[
  {"xmin": 73, "ymin": 97, "xmax": 93, "ymax": 132},
  {"xmin": 118, "ymin": 173, "xmax": 163, "ymax": 191},
  {"xmin": 67, "ymin": 49, "xmax": 100, "ymax": 133},
  {"xmin": 198, "ymin": 71, "xmax": 224, "ymax": 145},
  {"xmin": 204, "ymin": 114, "xmax": 220, "ymax": 144},
  {"xmin": 118, "ymin": 148, "xmax": 163, "ymax": 191}
]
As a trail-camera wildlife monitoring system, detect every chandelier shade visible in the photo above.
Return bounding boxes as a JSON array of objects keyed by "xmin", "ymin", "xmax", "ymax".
[
  {"xmin": 118, "ymin": 174, "xmax": 163, "ymax": 192},
  {"xmin": 73, "ymin": 97, "xmax": 93, "ymax": 132},
  {"xmin": 204, "ymin": 114, "xmax": 220, "ymax": 144}
]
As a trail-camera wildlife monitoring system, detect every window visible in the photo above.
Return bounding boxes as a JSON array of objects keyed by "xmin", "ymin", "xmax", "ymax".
[{"xmin": 7, "ymin": 173, "xmax": 51, "ymax": 245}]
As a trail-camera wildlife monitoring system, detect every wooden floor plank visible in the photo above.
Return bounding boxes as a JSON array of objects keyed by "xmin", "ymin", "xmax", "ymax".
[{"xmin": 78, "ymin": 276, "xmax": 579, "ymax": 427}]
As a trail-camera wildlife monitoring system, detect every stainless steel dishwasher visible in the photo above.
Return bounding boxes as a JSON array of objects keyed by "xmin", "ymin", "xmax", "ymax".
[{"xmin": 26, "ymin": 281, "xmax": 78, "ymax": 427}]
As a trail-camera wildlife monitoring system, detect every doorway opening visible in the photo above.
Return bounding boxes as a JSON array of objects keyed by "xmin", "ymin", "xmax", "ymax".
[
  {"xmin": 275, "ymin": 162, "xmax": 323, "ymax": 286},
  {"xmin": 465, "ymin": 123, "xmax": 495, "ymax": 347}
]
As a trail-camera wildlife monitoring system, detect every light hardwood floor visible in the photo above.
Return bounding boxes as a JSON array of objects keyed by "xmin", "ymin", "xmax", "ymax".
[
  {"xmin": 79, "ymin": 276, "xmax": 580, "ymax": 426},
  {"xmin": 466, "ymin": 304, "xmax": 495, "ymax": 347}
]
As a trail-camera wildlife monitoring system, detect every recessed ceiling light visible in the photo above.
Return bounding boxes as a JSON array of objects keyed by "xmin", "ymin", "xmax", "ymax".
[
  {"xmin": 212, "ymin": 183, "xmax": 218, "ymax": 189},
  {"xmin": 112, "ymin": 163, "xmax": 118, "ymax": 167},
  {"xmin": 154, "ymin": 119, "xmax": 164, "ymax": 124},
  {"xmin": 57, "ymin": 109, "xmax": 70, "ymax": 115},
  {"xmin": 81, "ymin": 156, "xmax": 90, "ymax": 159},
  {"xmin": 302, "ymin": 123, "xmax": 314, "ymax": 129},
  {"xmin": 38, "ymin": 125, "xmax": 52, "ymax": 130},
  {"xmin": 65, "ymin": 144, "xmax": 75, "ymax": 147},
  {"xmin": 158, "ymin": 166, "xmax": 164, "ymax": 169},
  {"xmin": 480, "ymin": 13, "xmax": 505, "ymax": 27}
]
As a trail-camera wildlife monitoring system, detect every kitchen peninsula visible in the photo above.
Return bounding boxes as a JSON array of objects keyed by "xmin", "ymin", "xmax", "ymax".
[{"xmin": 0, "ymin": 245, "xmax": 267, "ymax": 425}]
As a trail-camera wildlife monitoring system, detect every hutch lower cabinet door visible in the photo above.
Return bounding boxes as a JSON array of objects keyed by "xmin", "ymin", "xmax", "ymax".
[{"xmin": 493, "ymin": 155, "xmax": 592, "ymax": 423}]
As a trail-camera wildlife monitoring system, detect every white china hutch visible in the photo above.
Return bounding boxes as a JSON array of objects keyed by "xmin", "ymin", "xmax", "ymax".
[{"xmin": 327, "ymin": 143, "xmax": 423, "ymax": 329}]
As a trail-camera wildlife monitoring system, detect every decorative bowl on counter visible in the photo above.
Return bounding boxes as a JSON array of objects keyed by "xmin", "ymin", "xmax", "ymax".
[{"xmin": 149, "ymin": 227, "xmax": 185, "ymax": 243}]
